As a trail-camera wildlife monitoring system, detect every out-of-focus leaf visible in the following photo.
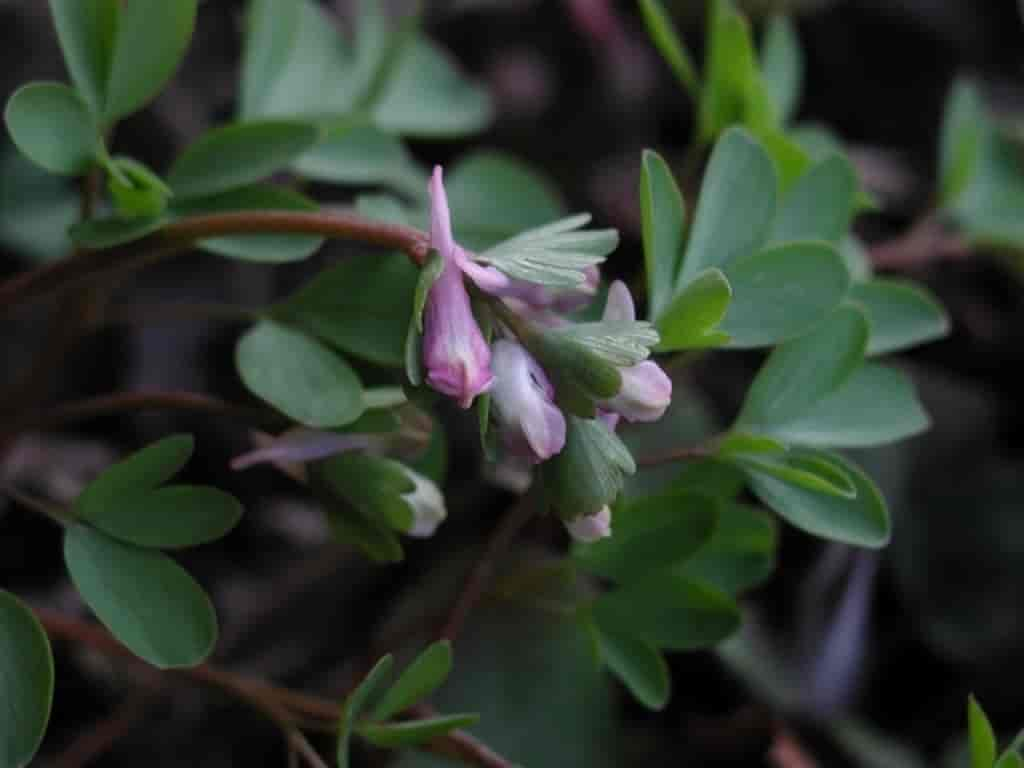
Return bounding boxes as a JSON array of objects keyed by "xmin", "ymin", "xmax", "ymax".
[
  {"xmin": 48, "ymin": 0, "xmax": 118, "ymax": 115},
  {"xmin": 4, "ymin": 83, "xmax": 98, "ymax": 175},
  {"xmin": 640, "ymin": 149, "xmax": 687, "ymax": 319},
  {"xmin": 848, "ymin": 279, "xmax": 950, "ymax": 356},
  {"xmin": 637, "ymin": 0, "xmax": 699, "ymax": 96},
  {"xmin": 968, "ymin": 696, "xmax": 997, "ymax": 768},
  {"xmin": 63, "ymin": 524, "xmax": 217, "ymax": 668},
  {"xmin": 678, "ymin": 502, "xmax": 778, "ymax": 594},
  {"xmin": 760, "ymin": 16, "xmax": 803, "ymax": 125},
  {"xmin": 359, "ymin": 715, "xmax": 479, "ymax": 748},
  {"xmin": 371, "ymin": 641, "xmax": 453, "ymax": 721},
  {"xmin": 0, "ymin": 590, "xmax": 54, "ymax": 768},
  {"xmin": 592, "ymin": 620, "xmax": 670, "ymax": 711}
]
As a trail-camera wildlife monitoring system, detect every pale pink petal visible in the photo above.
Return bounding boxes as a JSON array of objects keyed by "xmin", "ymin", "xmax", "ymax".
[
  {"xmin": 565, "ymin": 505, "xmax": 612, "ymax": 542},
  {"xmin": 230, "ymin": 429, "xmax": 370, "ymax": 471},
  {"xmin": 603, "ymin": 360, "xmax": 672, "ymax": 423},
  {"xmin": 602, "ymin": 279, "xmax": 636, "ymax": 323},
  {"xmin": 490, "ymin": 340, "xmax": 566, "ymax": 462}
]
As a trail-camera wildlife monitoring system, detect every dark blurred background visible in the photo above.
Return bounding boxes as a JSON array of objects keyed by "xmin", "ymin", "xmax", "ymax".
[{"xmin": 2, "ymin": 1, "xmax": 1024, "ymax": 766}]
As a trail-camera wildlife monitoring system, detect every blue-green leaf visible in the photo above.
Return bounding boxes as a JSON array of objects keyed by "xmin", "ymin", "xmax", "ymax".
[
  {"xmin": 760, "ymin": 16, "xmax": 803, "ymax": 125},
  {"xmin": 592, "ymin": 621, "xmax": 670, "ymax": 711},
  {"xmin": 849, "ymin": 278, "xmax": 950, "ymax": 356},
  {"xmin": 4, "ymin": 83, "xmax": 99, "ymax": 175},
  {"xmin": 640, "ymin": 149, "xmax": 687, "ymax": 319},
  {"xmin": 371, "ymin": 641, "xmax": 453, "ymax": 721},
  {"xmin": 0, "ymin": 590, "xmax": 54, "ymax": 768}
]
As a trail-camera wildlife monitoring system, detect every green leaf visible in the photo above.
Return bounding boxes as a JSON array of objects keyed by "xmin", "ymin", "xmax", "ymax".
[
  {"xmin": 996, "ymin": 755, "xmax": 1024, "ymax": 768},
  {"xmin": 318, "ymin": 483, "xmax": 404, "ymax": 564},
  {"xmin": 593, "ymin": 571, "xmax": 741, "ymax": 651},
  {"xmin": 759, "ymin": 127, "xmax": 813, "ymax": 192},
  {"xmin": 292, "ymin": 121, "xmax": 426, "ymax": 199},
  {"xmin": 446, "ymin": 151, "xmax": 565, "ymax": 249},
  {"xmin": 103, "ymin": 0, "xmax": 197, "ymax": 121},
  {"xmin": 849, "ymin": 278, "xmax": 950, "ymax": 356},
  {"xmin": 547, "ymin": 321, "xmax": 659, "ymax": 368},
  {"xmin": 68, "ymin": 213, "xmax": 167, "ymax": 249},
  {"xmin": 572, "ymin": 491, "xmax": 718, "ymax": 582},
  {"xmin": 0, "ymin": 145, "xmax": 77, "ymax": 261},
  {"xmin": 76, "ymin": 435, "xmax": 194, "ymax": 519},
  {"xmin": 699, "ymin": 0, "xmax": 775, "ymax": 142},
  {"xmin": 719, "ymin": 241, "xmax": 850, "ymax": 348},
  {"xmin": 939, "ymin": 79, "xmax": 985, "ymax": 206},
  {"xmin": 640, "ymin": 150, "xmax": 687, "ymax": 318},
  {"xmin": 745, "ymin": 449, "xmax": 890, "ymax": 547},
  {"xmin": 316, "ymin": 453, "xmax": 416, "ymax": 535},
  {"xmin": 358, "ymin": 715, "xmax": 480, "ymax": 748},
  {"xmin": 236, "ymin": 321, "xmax": 364, "ymax": 428},
  {"xmin": 4, "ymin": 83, "xmax": 99, "ymax": 175},
  {"xmin": 106, "ymin": 155, "xmax": 171, "ymax": 218},
  {"xmin": 275, "ymin": 252, "xmax": 417, "ymax": 366},
  {"xmin": 760, "ymin": 16, "xmax": 803, "ymax": 125},
  {"xmin": 239, "ymin": 0, "xmax": 302, "ymax": 119},
  {"xmin": 338, "ymin": 654, "xmax": 394, "ymax": 768},
  {"xmin": 768, "ymin": 153, "xmax": 857, "ymax": 245},
  {"xmin": 656, "ymin": 268, "xmax": 732, "ymax": 350},
  {"xmin": 478, "ymin": 214, "xmax": 618, "ymax": 288},
  {"xmin": 372, "ymin": 39, "xmax": 492, "ymax": 139},
  {"xmin": 63, "ymin": 524, "xmax": 217, "ymax": 668},
  {"xmin": 543, "ymin": 416, "xmax": 635, "ymax": 518},
  {"xmin": 730, "ymin": 448, "xmax": 857, "ymax": 498},
  {"xmin": 167, "ymin": 121, "xmax": 320, "ymax": 200},
  {"xmin": 80, "ymin": 485, "xmax": 243, "ymax": 550},
  {"xmin": 678, "ymin": 127, "xmax": 777, "ymax": 288},
  {"xmin": 679, "ymin": 502, "xmax": 778, "ymax": 594},
  {"xmin": 592, "ymin": 620, "xmax": 670, "ymax": 711},
  {"xmin": 371, "ymin": 641, "xmax": 453, "ymax": 721},
  {"xmin": 968, "ymin": 695, "xmax": 997, "ymax": 768},
  {"xmin": 171, "ymin": 184, "xmax": 323, "ymax": 263},
  {"xmin": 405, "ymin": 251, "xmax": 444, "ymax": 385},
  {"xmin": 736, "ymin": 305, "xmax": 868, "ymax": 434},
  {"xmin": 841, "ymin": 234, "xmax": 873, "ymax": 281},
  {"xmin": 637, "ymin": 0, "xmax": 699, "ymax": 97},
  {"xmin": 756, "ymin": 362, "xmax": 927, "ymax": 449},
  {"xmin": 0, "ymin": 590, "xmax": 54, "ymax": 768},
  {"xmin": 48, "ymin": 0, "xmax": 118, "ymax": 116}
]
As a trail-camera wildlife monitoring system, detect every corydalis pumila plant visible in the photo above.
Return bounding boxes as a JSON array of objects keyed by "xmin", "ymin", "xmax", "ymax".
[{"xmin": 420, "ymin": 166, "xmax": 671, "ymax": 540}]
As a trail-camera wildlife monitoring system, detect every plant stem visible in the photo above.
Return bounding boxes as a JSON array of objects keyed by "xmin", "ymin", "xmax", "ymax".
[
  {"xmin": 0, "ymin": 209, "xmax": 431, "ymax": 313},
  {"xmin": 5, "ymin": 390, "xmax": 287, "ymax": 435},
  {"xmin": 440, "ymin": 496, "xmax": 537, "ymax": 643},
  {"xmin": 34, "ymin": 608, "xmax": 515, "ymax": 768}
]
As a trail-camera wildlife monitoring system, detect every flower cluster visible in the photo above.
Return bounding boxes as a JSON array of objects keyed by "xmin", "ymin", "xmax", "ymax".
[{"xmin": 420, "ymin": 166, "xmax": 672, "ymax": 541}]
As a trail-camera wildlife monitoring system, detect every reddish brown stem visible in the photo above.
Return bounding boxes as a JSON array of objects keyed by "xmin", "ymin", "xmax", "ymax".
[
  {"xmin": 0, "ymin": 209, "xmax": 431, "ymax": 313},
  {"xmin": 440, "ymin": 498, "xmax": 536, "ymax": 643},
  {"xmin": 35, "ymin": 608, "xmax": 514, "ymax": 768},
  {"xmin": 7, "ymin": 390, "xmax": 285, "ymax": 435}
]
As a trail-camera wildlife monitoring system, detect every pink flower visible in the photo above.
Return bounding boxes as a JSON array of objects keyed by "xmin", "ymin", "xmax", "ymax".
[
  {"xmin": 565, "ymin": 505, "xmax": 612, "ymax": 542},
  {"xmin": 230, "ymin": 429, "xmax": 373, "ymax": 478},
  {"xmin": 490, "ymin": 340, "xmax": 566, "ymax": 462},
  {"xmin": 600, "ymin": 281, "xmax": 672, "ymax": 423},
  {"xmin": 422, "ymin": 167, "xmax": 498, "ymax": 408}
]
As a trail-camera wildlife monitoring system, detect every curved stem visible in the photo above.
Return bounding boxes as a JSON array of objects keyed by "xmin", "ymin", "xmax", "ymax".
[
  {"xmin": 0, "ymin": 208, "xmax": 431, "ymax": 313},
  {"xmin": 6, "ymin": 390, "xmax": 287, "ymax": 435},
  {"xmin": 34, "ymin": 608, "xmax": 515, "ymax": 768}
]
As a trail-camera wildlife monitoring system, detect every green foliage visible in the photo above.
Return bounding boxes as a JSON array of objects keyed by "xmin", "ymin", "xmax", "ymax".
[
  {"xmin": 542, "ymin": 416, "xmax": 636, "ymax": 518},
  {"xmin": 593, "ymin": 571, "xmax": 741, "ymax": 651},
  {"xmin": 48, "ymin": 0, "xmax": 196, "ymax": 123},
  {"xmin": 68, "ymin": 212, "xmax": 166, "ymax": 248},
  {"xmin": 637, "ymin": 0, "xmax": 699, "ymax": 97},
  {"xmin": 678, "ymin": 502, "xmax": 778, "ymax": 594},
  {"xmin": 477, "ymin": 214, "xmax": 618, "ymax": 288},
  {"xmin": 275, "ymin": 252, "xmax": 418, "ymax": 367},
  {"xmin": 338, "ymin": 642, "xmax": 475, "ymax": 765},
  {"xmin": 171, "ymin": 184, "xmax": 324, "ymax": 262},
  {"xmin": 760, "ymin": 16, "xmax": 803, "ymax": 126},
  {"xmin": 4, "ymin": 83, "xmax": 98, "ymax": 175},
  {"xmin": 969, "ymin": 696, "xmax": 998, "ymax": 768},
  {"xmin": 591, "ymin": 621, "xmax": 670, "ymax": 711},
  {"xmin": 105, "ymin": 155, "xmax": 172, "ymax": 217},
  {"xmin": 572, "ymin": 491, "xmax": 718, "ymax": 582},
  {"xmin": 640, "ymin": 149, "xmax": 688, "ymax": 319},
  {"xmin": 64, "ymin": 524, "xmax": 218, "ymax": 668},
  {"xmin": 167, "ymin": 121, "xmax": 320, "ymax": 200},
  {"xmin": 848, "ymin": 279, "xmax": 950, "ymax": 356},
  {"xmin": 0, "ymin": 145, "xmax": 77, "ymax": 261},
  {"xmin": 0, "ymin": 590, "xmax": 54, "ymax": 768},
  {"xmin": 655, "ymin": 268, "xmax": 732, "ymax": 351},
  {"xmin": 236, "ymin": 321, "xmax": 365, "ymax": 428}
]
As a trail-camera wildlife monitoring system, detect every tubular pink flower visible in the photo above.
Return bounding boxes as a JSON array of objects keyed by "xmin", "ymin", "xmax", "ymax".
[
  {"xmin": 600, "ymin": 280, "xmax": 672, "ymax": 423},
  {"xmin": 490, "ymin": 340, "xmax": 566, "ymax": 462},
  {"xmin": 565, "ymin": 505, "xmax": 612, "ymax": 542},
  {"xmin": 230, "ymin": 429, "xmax": 372, "ymax": 472},
  {"xmin": 422, "ymin": 167, "xmax": 496, "ymax": 408}
]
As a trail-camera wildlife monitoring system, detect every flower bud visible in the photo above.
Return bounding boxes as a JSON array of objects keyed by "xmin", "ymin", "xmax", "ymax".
[
  {"xmin": 565, "ymin": 505, "xmax": 612, "ymax": 542},
  {"xmin": 399, "ymin": 466, "xmax": 447, "ymax": 538},
  {"xmin": 422, "ymin": 166, "xmax": 495, "ymax": 407},
  {"xmin": 599, "ymin": 280, "xmax": 672, "ymax": 422},
  {"xmin": 490, "ymin": 340, "xmax": 566, "ymax": 462}
]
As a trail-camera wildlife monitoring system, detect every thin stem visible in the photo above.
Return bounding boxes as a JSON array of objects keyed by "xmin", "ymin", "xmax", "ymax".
[
  {"xmin": 0, "ymin": 208, "xmax": 431, "ymax": 313},
  {"xmin": 440, "ymin": 497, "xmax": 537, "ymax": 643},
  {"xmin": 6, "ymin": 390, "xmax": 287, "ymax": 435},
  {"xmin": 34, "ymin": 608, "xmax": 515, "ymax": 768},
  {"xmin": 636, "ymin": 443, "xmax": 713, "ymax": 467},
  {"xmin": 1, "ymin": 484, "xmax": 73, "ymax": 527}
]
